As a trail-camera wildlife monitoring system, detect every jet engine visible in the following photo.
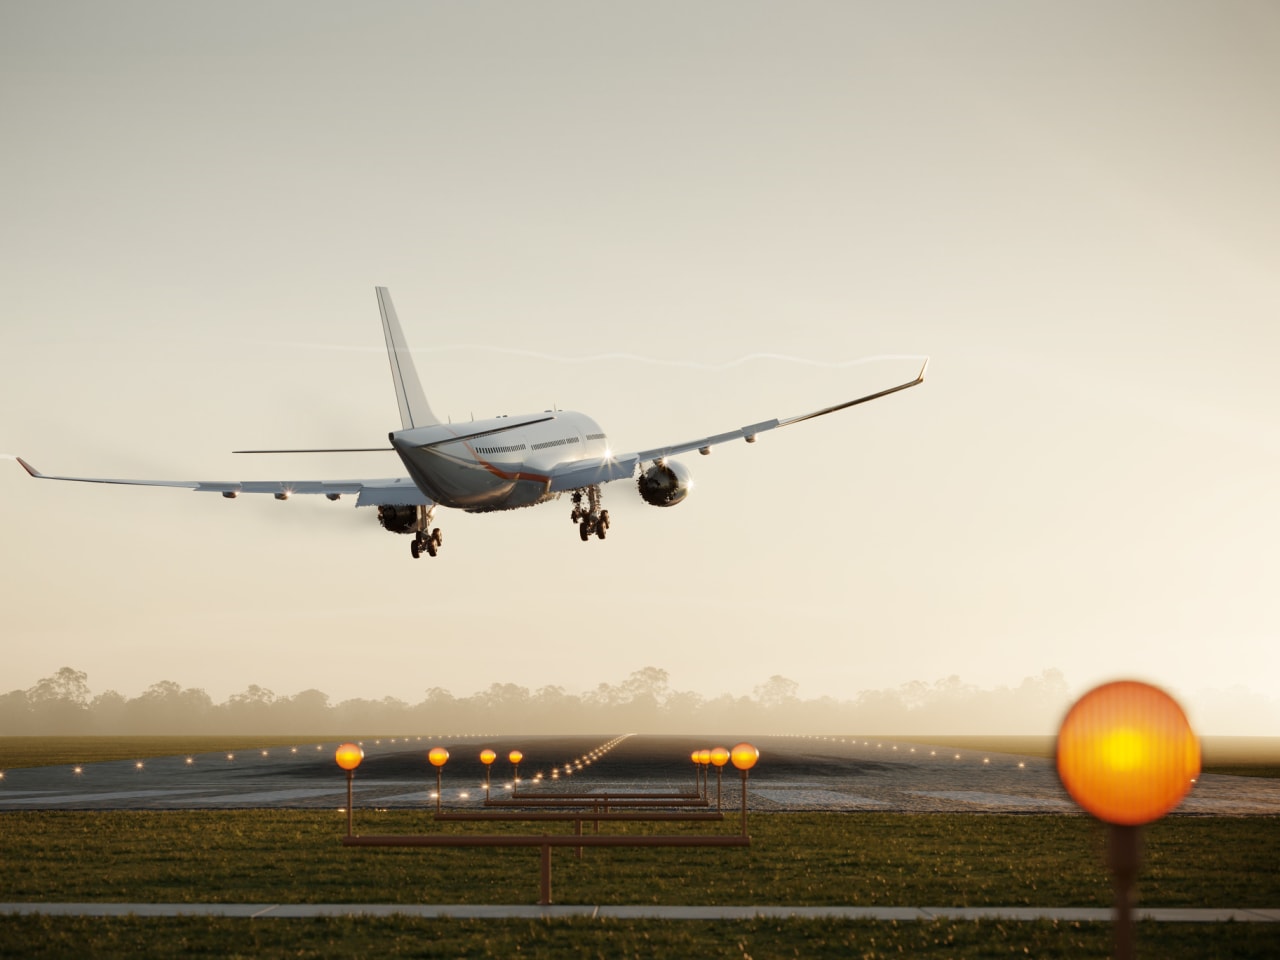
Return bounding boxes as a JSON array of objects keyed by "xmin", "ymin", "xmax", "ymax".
[
  {"xmin": 637, "ymin": 460, "xmax": 692, "ymax": 507},
  {"xmin": 377, "ymin": 504, "xmax": 421, "ymax": 534}
]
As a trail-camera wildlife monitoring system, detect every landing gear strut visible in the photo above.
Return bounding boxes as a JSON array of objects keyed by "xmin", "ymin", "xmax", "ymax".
[
  {"xmin": 570, "ymin": 486, "xmax": 610, "ymax": 542},
  {"xmin": 410, "ymin": 507, "xmax": 443, "ymax": 559}
]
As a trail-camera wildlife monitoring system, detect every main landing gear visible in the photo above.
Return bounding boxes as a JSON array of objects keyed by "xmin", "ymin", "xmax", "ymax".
[
  {"xmin": 411, "ymin": 528, "xmax": 443, "ymax": 558},
  {"xmin": 570, "ymin": 485, "xmax": 610, "ymax": 542},
  {"xmin": 411, "ymin": 506, "xmax": 443, "ymax": 559}
]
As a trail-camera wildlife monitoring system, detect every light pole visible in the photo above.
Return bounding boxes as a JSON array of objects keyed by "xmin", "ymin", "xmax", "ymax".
[
  {"xmin": 1056, "ymin": 680, "xmax": 1199, "ymax": 960},
  {"xmin": 710, "ymin": 746, "xmax": 730, "ymax": 811},
  {"xmin": 334, "ymin": 742, "xmax": 364, "ymax": 837},
  {"xmin": 509, "ymin": 750, "xmax": 523, "ymax": 790},
  {"xmin": 730, "ymin": 742, "xmax": 759, "ymax": 837},
  {"xmin": 480, "ymin": 749, "xmax": 496, "ymax": 801},
  {"xmin": 428, "ymin": 747, "xmax": 449, "ymax": 814}
]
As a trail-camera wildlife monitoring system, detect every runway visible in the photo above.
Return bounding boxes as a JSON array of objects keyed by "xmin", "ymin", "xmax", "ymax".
[{"xmin": 2, "ymin": 734, "xmax": 1278, "ymax": 814}]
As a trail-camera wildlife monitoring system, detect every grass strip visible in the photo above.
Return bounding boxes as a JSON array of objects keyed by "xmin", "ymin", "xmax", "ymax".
[
  {"xmin": 2, "ymin": 811, "xmax": 1277, "ymax": 908},
  {"xmin": 0, "ymin": 915, "xmax": 1277, "ymax": 959}
]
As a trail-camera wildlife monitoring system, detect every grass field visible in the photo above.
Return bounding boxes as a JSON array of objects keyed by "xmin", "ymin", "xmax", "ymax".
[
  {"xmin": 1, "ymin": 811, "xmax": 1278, "ymax": 958},
  {"xmin": 3, "ymin": 810, "xmax": 1277, "ymax": 907},
  {"xmin": 2, "ymin": 915, "xmax": 1278, "ymax": 960},
  {"xmin": 3, "ymin": 735, "xmax": 1277, "ymax": 957}
]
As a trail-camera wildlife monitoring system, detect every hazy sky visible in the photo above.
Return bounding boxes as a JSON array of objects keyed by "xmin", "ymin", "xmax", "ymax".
[{"xmin": 3, "ymin": 2, "xmax": 1277, "ymax": 733}]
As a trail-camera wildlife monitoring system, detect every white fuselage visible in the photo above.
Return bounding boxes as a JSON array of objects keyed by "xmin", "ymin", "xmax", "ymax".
[{"xmin": 390, "ymin": 410, "xmax": 610, "ymax": 511}]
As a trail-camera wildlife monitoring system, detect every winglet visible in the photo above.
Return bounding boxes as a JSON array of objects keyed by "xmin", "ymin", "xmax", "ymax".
[
  {"xmin": 376, "ymin": 287, "xmax": 440, "ymax": 430},
  {"xmin": 15, "ymin": 457, "xmax": 42, "ymax": 478},
  {"xmin": 917, "ymin": 356, "xmax": 929, "ymax": 382}
]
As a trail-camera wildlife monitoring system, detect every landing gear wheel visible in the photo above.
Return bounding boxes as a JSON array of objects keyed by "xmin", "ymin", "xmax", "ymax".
[
  {"xmin": 579, "ymin": 521, "xmax": 591, "ymax": 542},
  {"xmin": 431, "ymin": 528, "xmax": 443, "ymax": 547},
  {"xmin": 596, "ymin": 522, "xmax": 607, "ymax": 540},
  {"xmin": 426, "ymin": 540, "xmax": 438, "ymax": 557},
  {"xmin": 411, "ymin": 539, "xmax": 421, "ymax": 559}
]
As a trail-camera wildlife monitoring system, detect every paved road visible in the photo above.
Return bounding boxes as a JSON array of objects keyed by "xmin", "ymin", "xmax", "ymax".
[{"xmin": 2, "ymin": 733, "xmax": 1278, "ymax": 814}]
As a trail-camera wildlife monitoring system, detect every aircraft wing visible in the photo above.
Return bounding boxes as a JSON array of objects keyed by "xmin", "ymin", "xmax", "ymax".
[
  {"xmin": 623, "ymin": 358, "xmax": 928, "ymax": 464},
  {"xmin": 13, "ymin": 459, "xmax": 430, "ymax": 507}
]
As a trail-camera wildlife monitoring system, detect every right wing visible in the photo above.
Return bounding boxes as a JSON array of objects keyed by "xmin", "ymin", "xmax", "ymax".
[
  {"xmin": 544, "ymin": 359, "xmax": 927, "ymax": 493},
  {"xmin": 14, "ymin": 459, "xmax": 430, "ymax": 507},
  {"xmin": 624, "ymin": 358, "xmax": 928, "ymax": 463}
]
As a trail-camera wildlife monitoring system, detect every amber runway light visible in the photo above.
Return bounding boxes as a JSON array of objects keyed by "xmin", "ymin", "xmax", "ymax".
[
  {"xmin": 334, "ymin": 742, "xmax": 364, "ymax": 837},
  {"xmin": 1056, "ymin": 680, "xmax": 1199, "ymax": 960}
]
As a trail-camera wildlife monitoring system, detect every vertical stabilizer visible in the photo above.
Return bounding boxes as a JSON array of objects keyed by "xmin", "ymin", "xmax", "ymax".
[{"xmin": 376, "ymin": 287, "xmax": 439, "ymax": 430}]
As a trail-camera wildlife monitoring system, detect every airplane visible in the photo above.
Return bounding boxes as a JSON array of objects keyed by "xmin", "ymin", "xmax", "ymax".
[{"xmin": 15, "ymin": 287, "xmax": 927, "ymax": 560}]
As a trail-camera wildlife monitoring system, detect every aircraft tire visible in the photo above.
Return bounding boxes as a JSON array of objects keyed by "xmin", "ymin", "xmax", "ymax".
[
  {"xmin": 411, "ymin": 540, "xmax": 421, "ymax": 559},
  {"xmin": 596, "ymin": 523, "xmax": 607, "ymax": 540},
  {"xmin": 579, "ymin": 523, "xmax": 590, "ymax": 542},
  {"xmin": 432, "ymin": 528, "xmax": 443, "ymax": 546}
]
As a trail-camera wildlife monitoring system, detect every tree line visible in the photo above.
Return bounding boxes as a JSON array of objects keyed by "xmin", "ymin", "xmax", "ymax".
[{"xmin": 0, "ymin": 666, "xmax": 1074, "ymax": 736}]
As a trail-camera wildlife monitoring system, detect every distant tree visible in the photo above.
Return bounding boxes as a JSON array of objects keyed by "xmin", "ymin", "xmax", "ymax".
[
  {"xmin": 26, "ymin": 668, "xmax": 92, "ymax": 734},
  {"xmin": 28, "ymin": 667, "xmax": 91, "ymax": 707},
  {"xmin": 622, "ymin": 667, "xmax": 670, "ymax": 703},
  {"xmin": 0, "ymin": 688, "xmax": 32, "ymax": 735},
  {"xmin": 90, "ymin": 690, "xmax": 128, "ymax": 733},
  {"xmin": 754, "ymin": 675, "xmax": 800, "ymax": 709}
]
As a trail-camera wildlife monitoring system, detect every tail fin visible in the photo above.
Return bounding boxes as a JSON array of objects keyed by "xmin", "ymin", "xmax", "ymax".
[{"xmin": 376, "ymin": 287, "xmax": 439, "ymax": 430}]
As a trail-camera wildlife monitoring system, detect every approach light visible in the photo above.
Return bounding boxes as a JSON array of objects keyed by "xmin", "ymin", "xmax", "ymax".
[
  {"xmin": 480, "ymin": 749, "xmax": 496, "ymax": 765},
  {"xmin": 185, "ymin": 757, "xmax": 194, "ymax": 765},
  {"xmin": 710, "ymin": 747, "xmax": 730, "ymax": 767},
  {"xmin": 697, "ymin": 749, "xmax": 712, "ymax": 765},
  {"xmin": 730, "ymin": 742, "xmax": 759, "ymax": 771},
  {"xmin": 335, "ymin": 743, "xmax": 364, "ymax": 772},
  {"xmin": 1056, "ymin": 679, "xmax": 1199, "ymax": 826},
  {"xmin": 508, "ymin": 750, "xmax": 523, "ymax": 765},
  {"xmin": 428, "ymin": 747, "xmax": 449, "ymax": 767}
]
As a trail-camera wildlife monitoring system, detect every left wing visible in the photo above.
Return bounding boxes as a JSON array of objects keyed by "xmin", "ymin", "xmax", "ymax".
[{"xmin": 14, "ymin": 459, "xmax": 429, "ymax": 507}]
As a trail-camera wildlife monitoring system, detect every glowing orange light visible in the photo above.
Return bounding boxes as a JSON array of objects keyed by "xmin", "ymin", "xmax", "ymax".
[
  {"xmin": 335, "ymin": 743, "xmax": 364, "ymax": 771},
  {"xmin": 480, "ymin": 749, "xmax": 497, "ymax": 765},
  {"xmin": 428, "ymin": 747, "xmax": 450, "ymax": 767},
  {"xmin": 697, "ymin": 749, "xmax": 712, "ymax": 765},
  {"xmin": 509, "ymin": 750, "xmax": 523, "ymax": 765},
  {"xmin": 690, "ymin": 750, "xmax": 701, "ymax": 764},
  {"xmin": 710, "ymin": 747, "xmax": 730, "ymax": 767},
  {"xmin": 1056, "ymin": 680, "xmax": 1200, "ymax": 826},
  {"xmin": 730, "ymin": 742, "xmax": 759, "ymax": 771}
]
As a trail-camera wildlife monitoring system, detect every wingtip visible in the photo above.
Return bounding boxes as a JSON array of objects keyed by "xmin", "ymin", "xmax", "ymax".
[
  {"xmin": 917, "ymin": 357, "xmax": 930, "ymax": 382},
  {"xmin": 14, "ymin": 457, "xmax": 40, "ymax": 478}
]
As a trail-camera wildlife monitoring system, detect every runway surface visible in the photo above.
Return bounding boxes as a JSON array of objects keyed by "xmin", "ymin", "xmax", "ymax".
[{"xmin": 2, "ymin": 733, "xmax": 1278, "ymax": 814}]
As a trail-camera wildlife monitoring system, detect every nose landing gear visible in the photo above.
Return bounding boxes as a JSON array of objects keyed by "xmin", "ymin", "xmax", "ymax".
[{"xmin": 570, "ymin": 486, "xmax": 610, "ymax": 542}]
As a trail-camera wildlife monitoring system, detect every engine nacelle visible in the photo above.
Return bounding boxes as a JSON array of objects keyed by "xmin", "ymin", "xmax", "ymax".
[
  {"xmin": 377, "ymin": 504, "xmax": 422, "ymax": 534},
  {"xmin": 637, "ymin": 460, "xmax": 692, "ymax": 507}
]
